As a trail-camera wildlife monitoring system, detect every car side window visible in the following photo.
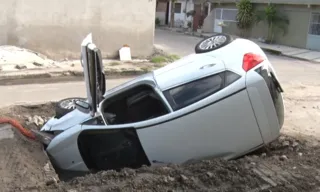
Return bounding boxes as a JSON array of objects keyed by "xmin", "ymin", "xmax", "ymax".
[{"xmin": 163, "ymin": 71, "xmax": 240, "ymax": 111}]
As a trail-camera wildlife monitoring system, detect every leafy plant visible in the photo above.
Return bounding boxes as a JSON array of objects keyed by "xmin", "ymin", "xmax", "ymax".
[
  {"xmin": 187, "ymin": 21, "xmax": 192, "ymax": 28},
  {"xmin": 155, "ymin": 17, "xmax": 161, "ymax": 26},
  {"xmin": 255, "ymin": 4, "xmax": 289, "ymax": 43},
  {"xmin": 236, "ymin": 0, "xmax": 255, "ymax": 37},
  {"xmin": 186, "ymin": 10, "xmax": 195, "ymax": 30},
  {"xmin": 150, "ymin": 54, "xmax": 180, "ymax": 64},
  {"xmin": 186, "ymin": 10, "xmax": 196, "ymax": 18}
]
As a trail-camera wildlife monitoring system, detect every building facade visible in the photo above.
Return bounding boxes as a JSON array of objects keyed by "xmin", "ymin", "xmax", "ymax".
[
  {"xmin": 203, "ymin": 0, "xmax": 320, "ymax": 51},
  {"xmin": 0, "ymin": 0, "xmax": 156, "ymax": 59}
]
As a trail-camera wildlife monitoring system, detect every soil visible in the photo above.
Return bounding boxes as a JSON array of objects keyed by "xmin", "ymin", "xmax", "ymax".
[
  {"xmin": 0, "ymin": 101, "xmax": 319, "ymax": 192},
  {"xmin": 0, "ymin": 103, "xmax": 57, "ymax": 192}
]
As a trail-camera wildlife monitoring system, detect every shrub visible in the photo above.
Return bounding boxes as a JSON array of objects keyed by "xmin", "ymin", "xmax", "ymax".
[{"xmin": 155, "ymin": 18, "xmax": 161, "ymax": 26}]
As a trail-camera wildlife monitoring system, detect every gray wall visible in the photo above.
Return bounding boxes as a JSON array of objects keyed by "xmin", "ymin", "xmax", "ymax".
[
  {"xmin": 0, "ymin": 0, "xmax": 156, "ymax": 59},
  {"xmin": 210, "ymin": 3, "xmax": 313, "ymax": 49}
]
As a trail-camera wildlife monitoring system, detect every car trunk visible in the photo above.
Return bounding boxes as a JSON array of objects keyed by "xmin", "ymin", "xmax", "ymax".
[{"xmin": 254, "ymin": 66, "xmax": 284, "ymax": 129}]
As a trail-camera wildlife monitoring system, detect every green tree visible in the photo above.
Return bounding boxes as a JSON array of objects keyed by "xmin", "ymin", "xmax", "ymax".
[
  {"xmin": 256, "ymin": 4, "xmax": 289, "ymax": 43},
  {"xmin": 236, "ymin": 0, "xmax": 255, "ymax": 37}
]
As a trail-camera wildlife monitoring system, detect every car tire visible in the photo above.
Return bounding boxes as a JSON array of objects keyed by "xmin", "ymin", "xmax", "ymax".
[
  {"xmin": 195, "ymin": 33, "xmax": 233, "ymax": 54},
  {"xmin": 55, "ymin": 97, "xmax": 86, "ymax": 118}
]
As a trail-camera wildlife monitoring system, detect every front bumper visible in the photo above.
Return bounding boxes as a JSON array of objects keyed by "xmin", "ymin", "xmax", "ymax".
[{"xmin": 31, "ymin": 129, "xmax": 54, "ymax": 145}]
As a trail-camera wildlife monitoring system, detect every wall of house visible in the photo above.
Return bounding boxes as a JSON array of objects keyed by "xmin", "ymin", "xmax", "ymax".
[
  {"xmin": 203, "ymin": 3, "xmax": 237, "ymax": 33},
  {"xmin": 210, "ymin": 3, "xmax": 313, "ymax": 49},
  {"xmin": 156, "ymin": 1, "xmax": 167, "ymax": 25},
  {"xmin": 0, "ymin": 0, "xmax": 156, "ymax": 59},
  {"xmin": 203, "ymin": 3, "xmax": 215, "ymax": 32},
  {"xmin": 168, "ymin": 0, "xmax": 195, "ymax": 27}
]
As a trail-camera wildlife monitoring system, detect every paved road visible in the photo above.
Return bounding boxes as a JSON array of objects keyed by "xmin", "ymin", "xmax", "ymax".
[
  {"xmin": 154, "ymin": 29, "xmax": 320, "ymax": 83},
  {"xmin": 0, "ymin": 29, "xmax": 319, "ymax": 109},
  {"xmin": 154, "ymin": 29, "xmax": 200, "ymax": 56},
  {"xmin": 0, "ymin": 78, "xmax": 132, "ymax": 107}
]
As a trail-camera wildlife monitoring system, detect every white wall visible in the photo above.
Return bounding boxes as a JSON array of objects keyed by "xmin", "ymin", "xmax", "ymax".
[
  {"xmin": 156, "ymin": 12, "xmax": 166, "ymax": 25},
  {"xmin": 0, "ymin": 0, "xmax": 156, "ymax": 59},
  {"xmin": 168, "ymin": 0, "xmax": 194, "ymax": 27}
]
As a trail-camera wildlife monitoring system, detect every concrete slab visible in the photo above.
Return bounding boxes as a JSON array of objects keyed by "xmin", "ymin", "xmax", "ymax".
[
  {"xmin": 0, "ymin": 124, "xmax": 14, "ymax": 141},
  {"xmin": 288, "ymin": 51, "xmax": 320, "ymax": 60},
  {"xmin": 283, "ymin": 50, "xmax": 310, "ymax": 56},
  {"xmin": 312, "ymin": 58, "xmax": 320, "ymax": 62}
]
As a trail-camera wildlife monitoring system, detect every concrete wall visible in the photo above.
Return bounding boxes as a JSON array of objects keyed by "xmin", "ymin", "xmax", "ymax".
[
  {"xmin": 203, "ymin": 3, "xmax": 215, "ymax": 32},
  {"xmin": 168, "ymin": 0, "xmax": 195, "ymax": 27},
  {"xmin": 156, "ymin": 2, "xmax": 167, "ymax": 25},
  {"xmin": 204, "ymin": 3, "xmax": 237, "ymax": 33},
  {"xmin": 0, "ymin": 0, "xmax": 156, "ymax": 59},
  {"xmin": 209, "ymin": 3, "xmax": 313, "ymax": 49}
]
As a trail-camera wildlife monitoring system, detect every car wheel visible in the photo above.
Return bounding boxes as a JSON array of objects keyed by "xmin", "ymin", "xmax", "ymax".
[
  {"xmin": 195, "ymin": 34, "xmax": 233, "ymax": 54},
  {"xmin": 55, "ymin": 97, "xmax": 86, "ymax": 118}
]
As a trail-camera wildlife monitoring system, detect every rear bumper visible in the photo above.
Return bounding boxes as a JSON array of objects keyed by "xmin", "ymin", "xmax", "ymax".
[{"xmin": 245, "ymin": 65, "xmax": 284, "ymax": 144}]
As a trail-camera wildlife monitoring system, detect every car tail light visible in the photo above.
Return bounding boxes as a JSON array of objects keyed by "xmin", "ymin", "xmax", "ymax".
[{"xmin": 242, "ymin": 53, "xmax": 265, "ymax": 72}]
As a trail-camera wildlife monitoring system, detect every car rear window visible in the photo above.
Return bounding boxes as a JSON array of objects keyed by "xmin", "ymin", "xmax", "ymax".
[{"xmin": 163, "ymin": 71, "xmax": 240, "ymax": 111}]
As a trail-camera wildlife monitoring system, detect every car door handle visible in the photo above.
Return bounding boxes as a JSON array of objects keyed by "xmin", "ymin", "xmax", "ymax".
[{"xmin": 200, "ymin": 64, "xmax": 216, "ymax": 70}]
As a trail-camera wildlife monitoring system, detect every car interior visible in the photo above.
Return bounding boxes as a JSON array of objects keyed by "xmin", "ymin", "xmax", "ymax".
[
  {"xmin": 78, "ymin": 85, "xmax": 169, "ymax": 172},
  {"xmin": 101, "ymin": 85, "xmax": 170, "ymax": 125}
]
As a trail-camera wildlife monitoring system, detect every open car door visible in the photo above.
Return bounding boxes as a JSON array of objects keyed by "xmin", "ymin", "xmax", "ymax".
[{"xmin": 80, "ymin": 34, "xmax": 106, "ymax": 116}]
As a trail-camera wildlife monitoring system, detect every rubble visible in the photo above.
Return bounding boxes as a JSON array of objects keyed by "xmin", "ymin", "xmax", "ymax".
[
  {"xmin": 282, "ymin": 140, "xmax": 290, "ymax": 147},
  {"xmin": 26, "ymin": 115, "xmax": 50, "ymax": 127},
  {"xmin": 279, "ymin": 155, "xmax": 288, "ymax": 161},
  {"xmin": 15, "ymin": 64, "xmax": 27, "ymax": 70},
  {"xmin": 0, "ymin": 103, "xmax": 320, "ymax": 192}
]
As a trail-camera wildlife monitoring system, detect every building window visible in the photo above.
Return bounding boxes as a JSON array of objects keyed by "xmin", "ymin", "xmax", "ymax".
[
  {"xmin": 174, "ymin": 3, "xmax": 182, "ymax": 13},
  {"xmin": 215, "ymin": 8, "xmax": 238, "ymax": 22},
  {"xmin": 309, "ymin": 13, "xmax": 320, "ymax": 35}
]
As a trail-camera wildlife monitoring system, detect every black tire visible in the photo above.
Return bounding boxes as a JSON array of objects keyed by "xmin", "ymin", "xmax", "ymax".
[
  {"xmin": 55, "ymin": 97, "xmax": 86, "ymax": 118},
  {"xmin": 195, "ymin": 33, "xmax": 233, "ymax": 54}
]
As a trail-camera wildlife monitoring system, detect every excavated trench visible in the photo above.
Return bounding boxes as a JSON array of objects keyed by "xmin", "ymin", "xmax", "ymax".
[{"xmin": 0, "ymin": 103, "xmax": 319, "ymax": 192}]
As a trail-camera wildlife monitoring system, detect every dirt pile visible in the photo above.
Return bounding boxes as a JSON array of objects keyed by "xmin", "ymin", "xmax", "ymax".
[
  {"xmin": 0, "ymin": 128, "xmax": 58, "ymax": 192},
  {"xmin": 47, "ymin": 136, "xmax": 319, "ymax": 192},
  {"xmin": 0, "ymin": 103, "xmax": 319, "ymax": 192},
  {"xmin": 0, "ymin": 103, "xmax": 57, "ymax": 192}
]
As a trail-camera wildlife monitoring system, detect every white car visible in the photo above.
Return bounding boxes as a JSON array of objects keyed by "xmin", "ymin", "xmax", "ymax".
[{"xmin": 33, "ymin": 33, "xmax": 285, "ymax": 176}]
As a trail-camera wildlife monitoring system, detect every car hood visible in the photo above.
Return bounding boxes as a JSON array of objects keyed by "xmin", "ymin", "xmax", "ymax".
[{"xmin": 41, "ymin": 109, "xmax": 91, "ymax": 132}]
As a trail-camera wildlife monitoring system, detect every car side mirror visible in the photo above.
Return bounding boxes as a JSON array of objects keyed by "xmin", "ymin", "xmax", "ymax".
[{"xmin": 75, "ymin": 100, "xmax": 91, "ymax": 114}]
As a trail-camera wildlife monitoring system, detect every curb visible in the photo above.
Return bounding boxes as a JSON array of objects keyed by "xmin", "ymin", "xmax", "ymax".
[
  {"xmin": 0, "ymin": 68, "xmax": 151, "ymax": 82},
  {"xmin": 260, "ymin": 48, "xmax": 282, "ymax": 55},
  {"xmin": 260, "ymin": 48, "xmax": 320, "ymax": 64},
  {"xmin": 282, "ymin": 54, "xmax": 320, "ymax": 64}
]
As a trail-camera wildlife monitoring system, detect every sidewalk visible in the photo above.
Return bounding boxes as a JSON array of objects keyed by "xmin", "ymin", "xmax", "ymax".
[
  {"xmin": 157, "ymin": 27, "xmax": 320, "ymax": 64},
  {"xmin": 0, "ymin": 45, "xmax": 167, "ymax": 81},
  {"xmin": 252, "ymin": 41, "xmax": 320, "ymax": 63}
]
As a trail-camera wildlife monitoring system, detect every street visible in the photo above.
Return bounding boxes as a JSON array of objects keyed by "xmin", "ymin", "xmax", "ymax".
[
  {"xmin": 0, "ymin": 29, "xmax": 319, "ymax": 192},
  {"xmin": 0, "ymin": 29, "xmax": 319, "ymax": 138}
]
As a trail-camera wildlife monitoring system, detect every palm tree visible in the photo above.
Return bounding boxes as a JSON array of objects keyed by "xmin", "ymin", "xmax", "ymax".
[
  {"xmin": 236, "ymin": 0, "xmax": 255, "ymax": 37},
  {"xmin": 255, "ymin": 4, "xmax": 289, "ymax": 44}
]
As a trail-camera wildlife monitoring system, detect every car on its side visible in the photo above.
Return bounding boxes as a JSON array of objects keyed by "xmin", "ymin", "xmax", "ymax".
[{"xmin": 32, "ymin": 33, "xmax": 285, "ymax": 175}]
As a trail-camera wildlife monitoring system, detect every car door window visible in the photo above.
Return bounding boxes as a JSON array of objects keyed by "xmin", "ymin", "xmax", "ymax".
[{"xmin": 163, "ymin": 71, "xmax": 240, "ymax": 111}]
